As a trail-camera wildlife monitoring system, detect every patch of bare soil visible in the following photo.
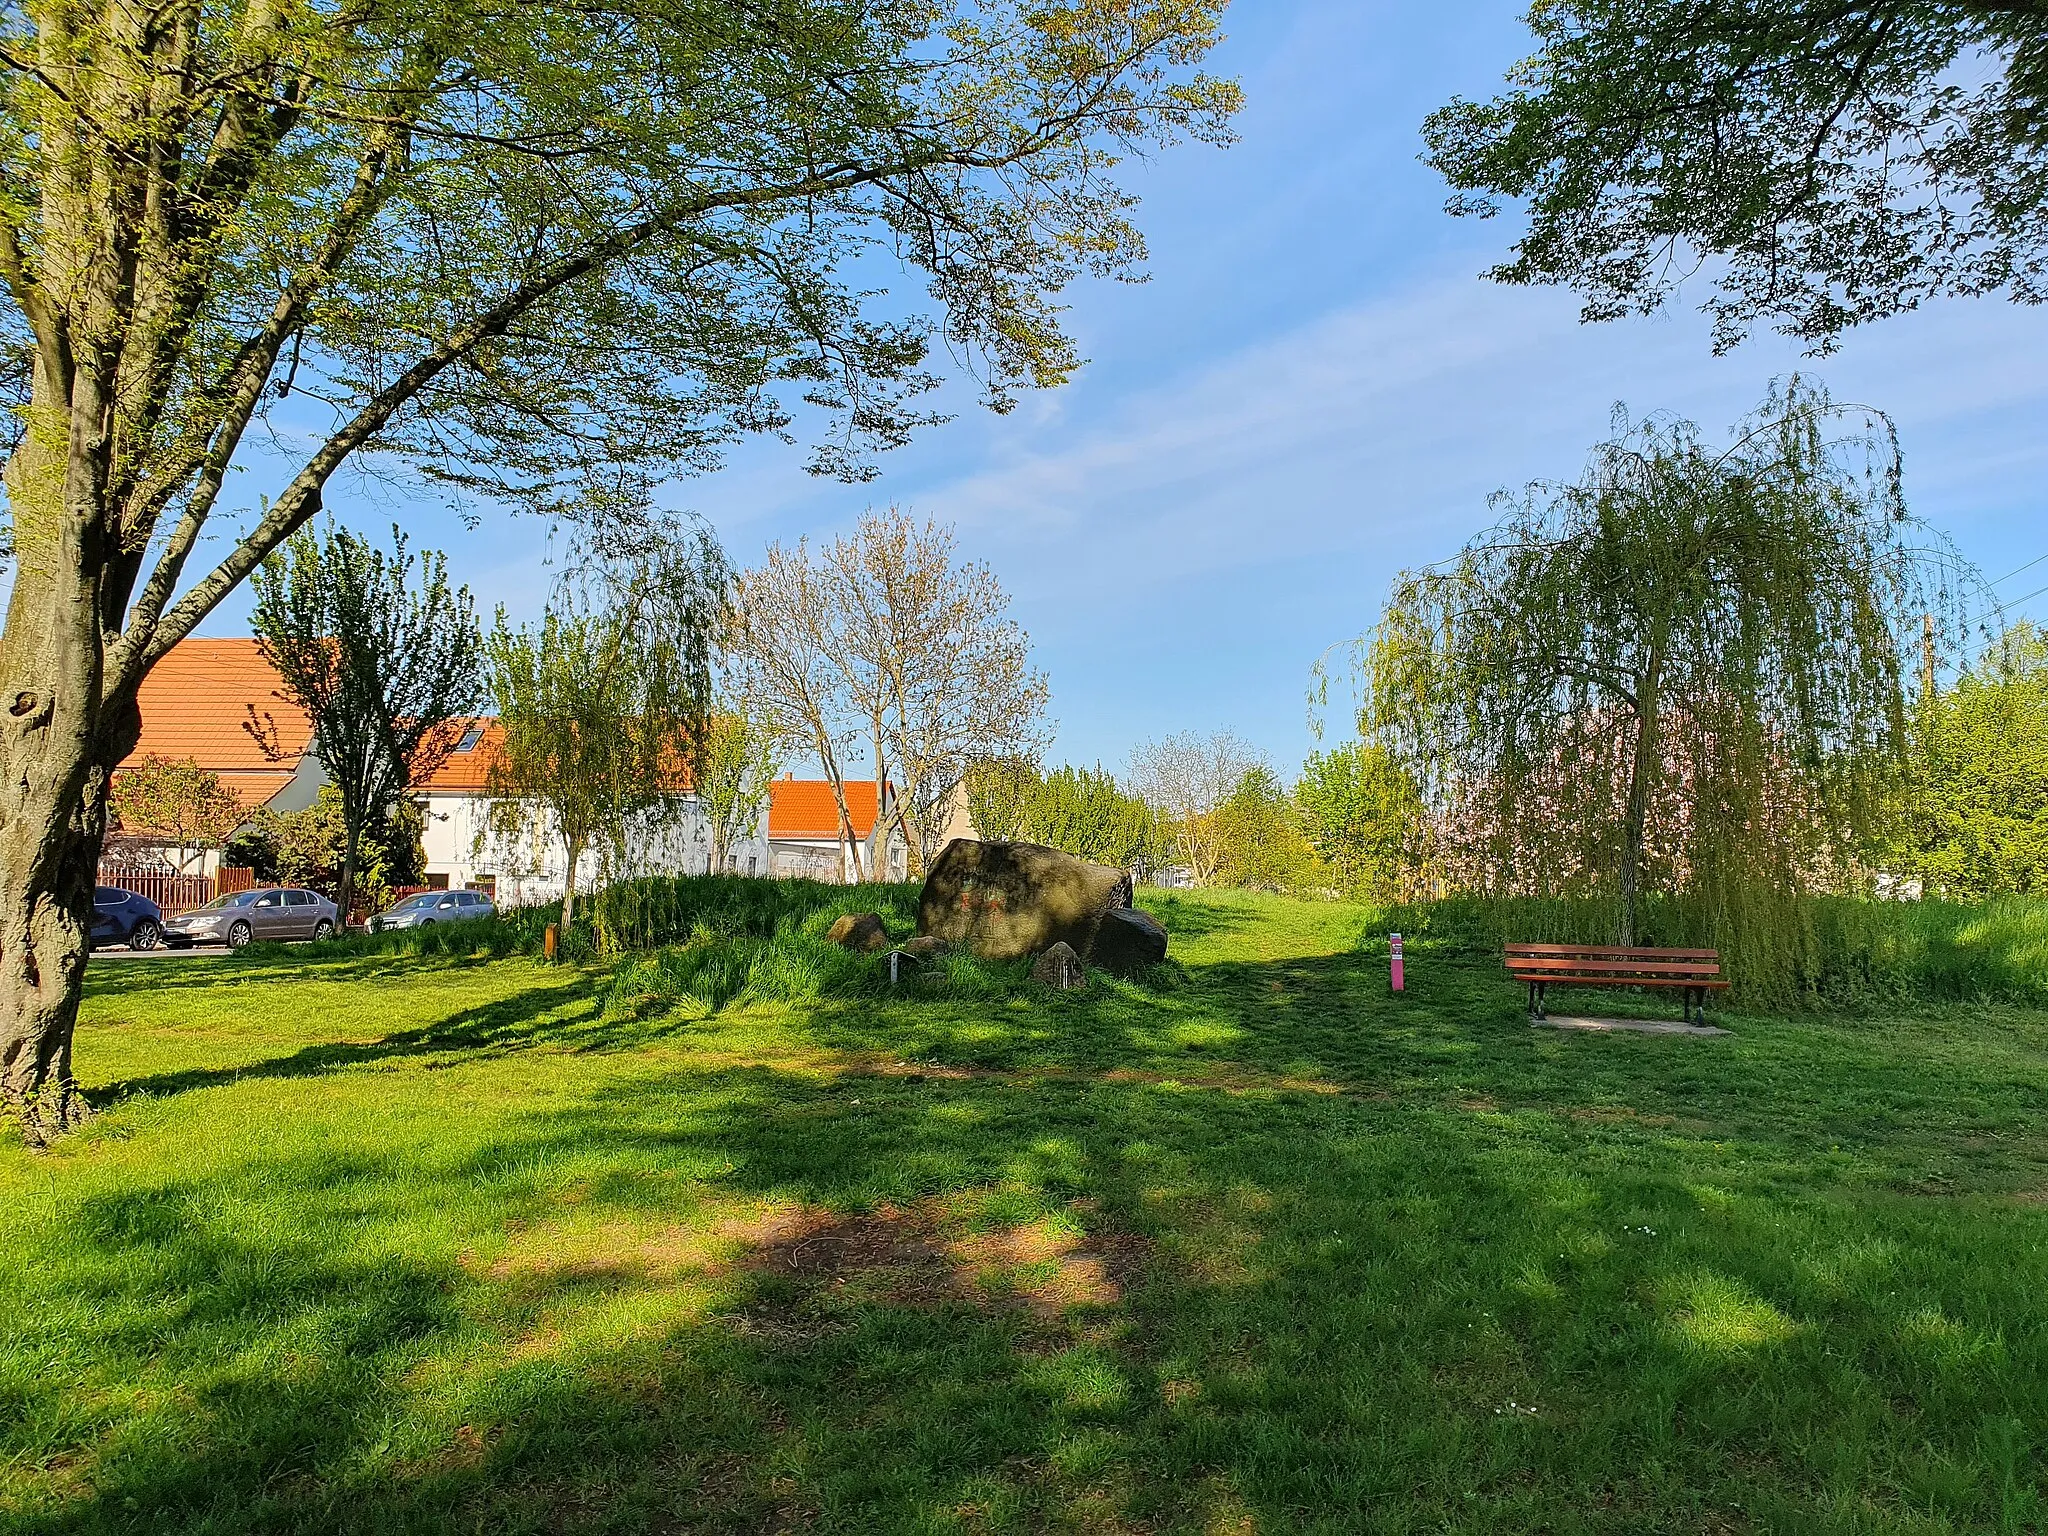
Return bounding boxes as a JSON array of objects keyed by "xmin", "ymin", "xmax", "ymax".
[
  {"xmin": 740, "ymin": 1200, "xmax": 1150, "ymax": 1324},
  {"xmin": 1565, "ymin": 1104, "xmax": 1678, "ymax": 1127},
  {"xmin": 484, "ymin": 1207, "xmax": 816, "ymax": 1293}
]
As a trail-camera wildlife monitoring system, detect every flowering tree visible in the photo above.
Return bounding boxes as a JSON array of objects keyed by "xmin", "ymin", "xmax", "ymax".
[{"xmin": 106, "ymin": 756, "xmax": 247, "ymax": 873}]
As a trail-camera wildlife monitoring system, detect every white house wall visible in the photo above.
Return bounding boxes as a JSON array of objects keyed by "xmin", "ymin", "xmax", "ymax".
[{"xmin": 419, "ymin": 791, "xmax": 772, "ymax": 905}]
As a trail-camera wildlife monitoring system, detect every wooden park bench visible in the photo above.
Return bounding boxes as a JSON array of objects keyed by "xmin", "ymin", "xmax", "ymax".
[{"xmin": 1505, "ymin": 943, "xmax": 1728, "ymax": 1027}]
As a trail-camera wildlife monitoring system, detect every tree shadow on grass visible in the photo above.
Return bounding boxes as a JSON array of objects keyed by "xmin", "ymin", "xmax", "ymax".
[
  {"xmin": 91, "ymin": 978, "xmax": 607, "ymax": 1106},
  {"xmin": 13, "ymin": 1053, "xmax": 2048, "ymax": 1534},
  {"xmin": 85, "ymin": 934, "xmax": 2048, "ymax": 1203},
  {"xmin": 82, "ymin": 946, "xmax": 527, "ymax": 1003}
]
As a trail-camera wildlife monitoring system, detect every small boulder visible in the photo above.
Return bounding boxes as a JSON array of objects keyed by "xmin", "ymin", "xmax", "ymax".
[
  {"xmin": 900, "ymin": 934, "xmax": 947, "ymax": 960},
  {"xmin": 826, "ymin": 912, "xmax": 890, "ymax": 953},
  {"xmin": 1031, "ymin": 941, "xmax": 1086, "ymax": 990},
  {"xmin": 1089, "ymin": 906, "xmax": 1168, "ymax": 974}
]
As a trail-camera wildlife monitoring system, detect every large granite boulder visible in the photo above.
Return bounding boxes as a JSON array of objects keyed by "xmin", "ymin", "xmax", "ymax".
[{"xmin": 917, "ymin": 839, "xmax": 1154, "ymax": 966}]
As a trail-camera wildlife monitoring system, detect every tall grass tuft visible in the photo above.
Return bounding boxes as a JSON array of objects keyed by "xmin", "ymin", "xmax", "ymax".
[{"xmin": 596, "ymin": 882, "xmax": 1032, "ymax": 1017}]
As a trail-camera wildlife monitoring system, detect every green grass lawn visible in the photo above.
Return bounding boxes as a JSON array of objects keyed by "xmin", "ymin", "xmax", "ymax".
[{"xmin": 5, "ymin": 891, "xmax": 2048, "ymax": 1534}]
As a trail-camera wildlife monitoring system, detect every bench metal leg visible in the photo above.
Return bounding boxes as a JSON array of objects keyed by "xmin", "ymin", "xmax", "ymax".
[{"xmin": 1528, "ymin": 980, "xmax": 1547, "ymax": 1020}]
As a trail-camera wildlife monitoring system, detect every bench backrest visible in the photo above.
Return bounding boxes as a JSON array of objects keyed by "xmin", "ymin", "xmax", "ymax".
[{"xmin": 1505, "ymin": 942, "xmax": 1720, "ymax": 979}]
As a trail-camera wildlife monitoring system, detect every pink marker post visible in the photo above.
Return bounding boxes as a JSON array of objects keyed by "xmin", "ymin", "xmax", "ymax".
[{"xmin": 1389, "ymin": 932, "xmax": 1404, "ymax": 993}]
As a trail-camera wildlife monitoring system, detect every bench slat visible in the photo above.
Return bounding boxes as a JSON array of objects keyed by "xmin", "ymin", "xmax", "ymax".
[
  {"xmin": 1506, "ymin": 943, "xmax": 1719, "ymax": 960},
  {"xmin": 1521, "ymin": 976, "xmax": 1729, "ymax": 991},
  {"xmin": 1506, "ymin": 958, "xmax": 1720, "ymax": 977}
]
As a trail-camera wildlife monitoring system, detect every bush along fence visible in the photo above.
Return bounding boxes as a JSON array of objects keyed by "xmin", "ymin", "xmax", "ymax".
[{"xmin": 96, "ymin": 864, "xmax": 255, "ymax": 915}]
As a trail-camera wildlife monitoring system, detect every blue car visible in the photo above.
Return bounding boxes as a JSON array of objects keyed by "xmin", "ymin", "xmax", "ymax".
[{"xmin": 91, "ymin": 885, "xmax": 165, "ymax": 950}]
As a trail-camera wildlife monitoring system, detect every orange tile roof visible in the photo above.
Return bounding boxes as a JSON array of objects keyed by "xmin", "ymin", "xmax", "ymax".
[
  {"xmin": 769, "ymin": 778, "xmax": 888, "ymax": 841},
  {"xmin": 417, "ymin": 719, "xmax": 698, "ymax": 795},
  {"xmin": 125, "ymin": 640, "xmax": 313, "ymax": 809},
  {"xmin": 418, "ymin": 719, "xmax": 503, "ymax": 792},
  {"xmin": 127, "ymin": 642, "xmax": 705, "ymax": 807}
]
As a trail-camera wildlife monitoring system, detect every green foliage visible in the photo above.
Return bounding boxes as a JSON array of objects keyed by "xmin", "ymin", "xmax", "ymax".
[
  {"xmin": 963, "ymin": 757, "xmax": 1040, "ymax": 843},
  {"xmin": 250, "ymin": 522, "xmax": 483, "ymax": 916},
  {"xmin": 0, "ymin": 0, "xmax": 1242, "ymax": 573},
  {"xmin": 1294, "ymin": 742, "xmax": 1425, "ymax": 901},
  {"xmin": 1423, "ymin": 2, "xmax": 2048, "ymax": 349},
  {"xmin": 1375, "ymin": 891, "xmax": 2048, "ymax": 1013},
  {"xmin": 1889, "ymin": 623, "xmax": 2048, "ymax": 899},
  {"xmin": 1026, "ymin": 764, "xmax": 1159, "ymax": 869},
  {"xmin": 695, "ymin": 708, "xmax": 780, "ymax": 872},
  {"xmin": 963, "ymin": 760, "xmax": 1158, "ymax": 868},
  {"xmin": 105, "ymin": 755, "xmax": 247, "ymax": 863},
  {"xmin": 485, "ymin": 538, "xmax": 725, "ymax": 927},
  {"xmin": 228, "ymin": 785, "xmax": 427, "ymax": 915},
  {"xmin": 1361, "ymin": 382, "xmax": 1972, "ymax": 963},
  {"xmin": 1210, "ymin": 765, "xmax": 1318, "ymax": 891}
]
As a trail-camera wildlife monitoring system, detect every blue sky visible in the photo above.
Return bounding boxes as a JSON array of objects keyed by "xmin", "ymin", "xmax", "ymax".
[{"xmin": 204, "ymin": 1, "xmax": 2048, "ymax": 777}]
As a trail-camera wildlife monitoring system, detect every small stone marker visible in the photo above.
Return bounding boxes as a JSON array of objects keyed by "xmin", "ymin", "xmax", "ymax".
[
  {"xmin": 1031, "ymin": 941, "xmax": 1086, "ymax": 990},
  {"xmin": 1389, "ymin": 932, "xmax": 1404, "ymax": 993},
  {"xmin": 1535, "ymin": 1015, "xmax": 1730, "ymax": 1038}
]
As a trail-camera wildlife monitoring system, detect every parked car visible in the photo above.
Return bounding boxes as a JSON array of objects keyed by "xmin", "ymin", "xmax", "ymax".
[
  {"xmin": 91, "ymin": 886, "xmax": 165, "ymax": 950},
  {"xmin": 162, "ymin": 887, "xmax": 339, "ymax": 949},
  {"xmin": 369, "ymin": 888, "xmax": 496, "ymax": 932}
]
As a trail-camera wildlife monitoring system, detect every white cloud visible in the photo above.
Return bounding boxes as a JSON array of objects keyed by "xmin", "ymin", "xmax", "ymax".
[{"xmin": 930, "ymin": 274, "xmax": 2048, "ymax": 614}]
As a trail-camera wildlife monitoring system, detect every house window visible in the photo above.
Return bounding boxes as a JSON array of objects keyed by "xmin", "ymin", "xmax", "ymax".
[
  {"xmin": 470, "ymin": 876, "xmax": 497, "ymax": 899},
  {"xmin": 425, "ymin": 873, "xmax": 450, "ymax": 891},
  {"xmin": 455, "ymin": 726, "xmax": 484, "ymax": 752},
  {"xmin": 747, "ymin": 856, "xmax": 757, "ymax": 876}
]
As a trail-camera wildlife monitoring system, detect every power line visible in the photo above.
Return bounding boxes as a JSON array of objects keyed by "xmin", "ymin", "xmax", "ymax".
[
  {"xmin": 1992, "ymin": 552, "xmax": 2048, "ymax": 586},
  {"xmin": 1998, "ymin": 579, "xmax": 2048, "ymax": 613}
]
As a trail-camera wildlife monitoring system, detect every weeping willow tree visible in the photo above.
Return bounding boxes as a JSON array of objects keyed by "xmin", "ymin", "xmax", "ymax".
[
  {"xmin": 483, "ymin": 533, "xmax": 725, "ymax": 939},
  {"xmin": 1362, "ymin": 382, "xmax": 1976, "ymax": 995}
]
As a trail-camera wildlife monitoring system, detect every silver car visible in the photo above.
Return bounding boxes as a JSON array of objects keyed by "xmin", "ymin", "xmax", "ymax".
[
  {"xmin": 162, "ymin": 887, "xmax": 339, "ymax": 949},
  {"xmin": 370, "ymin": 888, "xmax": 496, "ymax": 932}
]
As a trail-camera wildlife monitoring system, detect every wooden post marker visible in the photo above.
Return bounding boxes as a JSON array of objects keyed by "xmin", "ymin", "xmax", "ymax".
[
  {"xmin": 1390, "ymin": 932, "xmax": 1404, "ymax": 993},
  {"xmin": 543, "ymin": 923, "xmax": 559, "ymax": 962}
]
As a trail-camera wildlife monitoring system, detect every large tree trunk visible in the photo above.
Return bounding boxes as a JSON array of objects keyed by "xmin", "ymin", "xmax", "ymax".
[
  {"xmin": 0, "ymin": 431, "xmax": 140, "ymax": 1142},
  {"xmin": 0, "ymin": 755, "xmax": 120, "ymax": 1144}
]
